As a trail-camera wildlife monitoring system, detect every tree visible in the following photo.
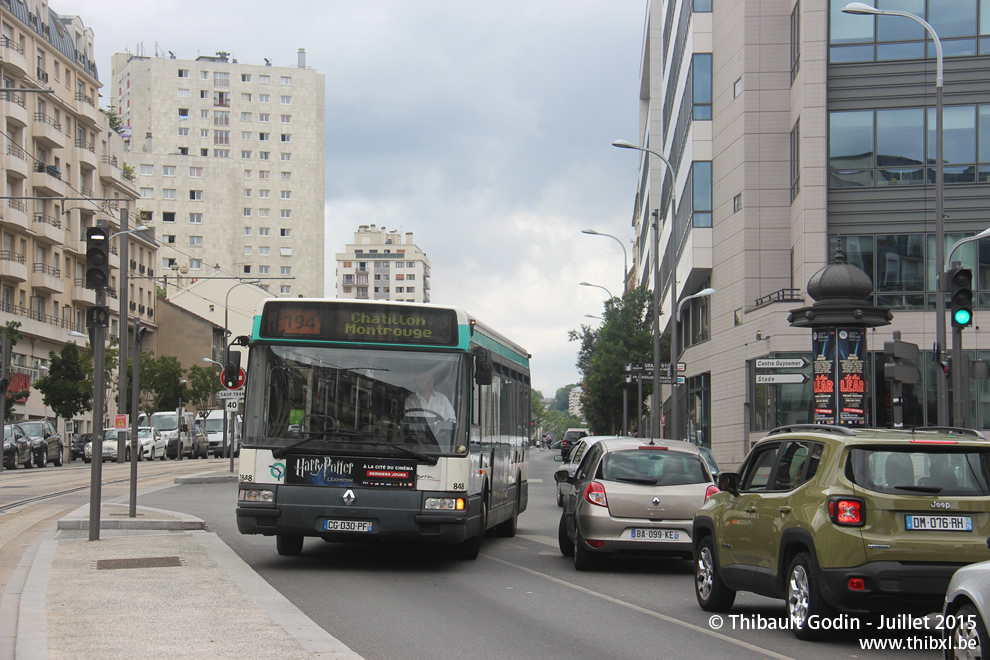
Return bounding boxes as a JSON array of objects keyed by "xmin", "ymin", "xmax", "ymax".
[
  {"xmin": 569, "ymin": 285, "xmax": 660, "ymax": 435},
  {"xmin": 554, "ymin": 385, "xmax": 576, "ymax": 413},
  {"xmin": 138, "ymin": 354, "xmax": 186, "ymax": 413},
  {"xmin": 33, "ymin": 343, "xmax": 91, "ymax": 435},
  {"xmin": 530, "ymin": 389, "xmax": 546, "ymax": 441},
  {"xmin": 99, "ymin": 104, "xmax": 124, "ymax": 134},
  {"xmin": 186, "ymin": 364, "xmax": 221, "ymax": 420}
]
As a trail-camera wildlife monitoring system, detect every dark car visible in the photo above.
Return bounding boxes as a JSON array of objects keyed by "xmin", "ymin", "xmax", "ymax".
[
  {"xmin": 3, "ymin": 423, "xmax": 33, "ymax": 469},
  {"xmin": 18, "ymin": 419, "xmax": 62, "ymax": 468},
  {"xmin": 71, "ymin": 433, "xmax": 91, "ymax": 462},
  {"xmin": 560, "ymin": 428, "xmax": 589, "ymax": 458},
  {"xmin": 165, "ymin": 425, "xmax": 209, "ymax": 460}
]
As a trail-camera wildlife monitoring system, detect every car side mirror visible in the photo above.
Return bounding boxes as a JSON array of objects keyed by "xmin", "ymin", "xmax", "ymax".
[
  {"xmin": 553, "ymin": 469, "xmax": 572, "ymax": 483},
  {"xmin": 471, "ymin": 346, "xmax": 492, "ymax": 385},
  {"xmin": 553, "ymin": 454, "xmax": 564, "ymax": 463},
  {"xmin": 718, "ymin": 472, "xmax": 739, "ymax": 496}
]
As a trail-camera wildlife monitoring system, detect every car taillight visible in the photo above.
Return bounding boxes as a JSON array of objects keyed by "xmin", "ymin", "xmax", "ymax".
[
  {"xmin": 584, "ymin": 481, "xmax": 608, "ymax": 507},
  {"xmin": 827, "ymin": 496, "xmax": 865, "ymax": 527},
  {"xmin": 705, "ymin": 485, "xmax": 720, "ymax": 501}
]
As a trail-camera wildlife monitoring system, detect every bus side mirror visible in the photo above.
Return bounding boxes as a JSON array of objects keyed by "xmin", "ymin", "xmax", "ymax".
[{"xmin": 471, "ymin": 346, "xmax": 492, "ymax": 386}]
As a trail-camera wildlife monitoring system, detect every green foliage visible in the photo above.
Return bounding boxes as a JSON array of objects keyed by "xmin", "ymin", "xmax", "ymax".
[
  {"xmin": 187, "ymin": 364, "xmax": 221, "ymax": 418},
  {"xmin": 99, "ymin": 105, "xmax": 124, "ymax": 134},
  {"xmin": 121, "ymin": 162, "xmax": 135, "ymax": 182},
  {"xmin": 541, "ymin": 409, "xmax": 584, "ymax": 440},
  {"xmin": 530, "ymin": 389, "xmax": 546, "ymax": 438},
  {"xmin": 33, "ymin": 343, "xmax": 92, "ymax": 431},
  {"xmin": 569, "ymin": 285, "xmax": 661, "ymax": 435},
  {"xmin": 553, "ymin": 385, "xmax": 574, "ymax": 412},
  {"xmin": 138, "ymin": 354, "xmax": 186, "ymax": 413}
]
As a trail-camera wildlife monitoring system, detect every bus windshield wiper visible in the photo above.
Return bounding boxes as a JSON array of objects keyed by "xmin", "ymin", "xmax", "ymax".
[{"xmin": 271, "ymin": 428, "xmax": 375, "ymax": 459}]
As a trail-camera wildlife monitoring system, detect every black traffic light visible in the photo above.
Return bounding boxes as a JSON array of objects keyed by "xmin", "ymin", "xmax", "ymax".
[
  {"xmin": 949, "ymin": 267, "xmax": 974, "ymax": 328},
  {"xmin": 86, "ymin": 305, "xmax": 109, "ymax": 328},
  {"xmin": 883, "ymin": 337, "xmax": 920, "ymax": 385},
  {"xmin": 85, "ymin": 227, "xmax": 110, "ymax": 289},
  {"xmin": 223, "ymin": 351, "xmax": 242, "ymax": 388},
  {"xmin": 134, "ymin": 321, "xmax": 147, "ymax": 345}
]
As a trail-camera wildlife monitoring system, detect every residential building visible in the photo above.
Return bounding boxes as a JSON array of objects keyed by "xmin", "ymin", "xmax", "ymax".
[
  {"xmin": 568, "ymin": 386, "xmax": 585, "ymax": 422},
  {"xmin": 335, "ymin": 225, "xmax": 431, "ymax": 302},
  {"xmin": 110, "ymin": 49, "xmax": 325, "ymax": 298},
  {"xmin": 0, "ymin": 0, "xmax": 147, "ymax": 438},
  {"xmin": 623, "ymin": 1, "xmax": 990, "ymax": 466}
]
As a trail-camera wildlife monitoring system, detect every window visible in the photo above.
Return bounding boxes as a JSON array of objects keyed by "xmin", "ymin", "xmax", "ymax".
[
  {"xmin": 733, "ymin": 193, "xmax": 743, "ymax": 213},
  {"xmin": 241, "ymin": 93, "xmax": 252, "ymax": 102},
  {"xmin": 259, "ymin": 246, "xmax": 270, "ymax": 256},
  {"xmin": 280, "ymin": 114, "xmax": 291, "ymax": 124},
  {"xmin": 280, "ymin": 209, "xmax": 292, "ymax": 218},
  {"xmin": 771, "ymin": 441, "xmax": 822, "ymax": 490},
  {"xmin": 740, "ymin": 444, "xmax": 780, "ymax": 491},
  {"xmin": 791, "ymin": 119, "xmax": 801, "ymax": 202},
  {"xmin": 189, "ymin": 259, "xmax": 202, "ymax": 269},
  {"xmin": 280, "ymin": 190, "xmax": 291, "ymax": 199},
  {"xmin": 280, "ymin": 247, "xmax": 292, "ymax": 256},
  {"xmin": 259, "ymin": 94, "xmax": 270, "ymax": 103},
  {"xmin": 178, "ymin": 147, "xmax": 189, "ymax": 155},
  {"xmin": 244, "ymin": 208, "xmax": 252, "ymax": 216},
  {"xmin": 200, "ymin": 71, "xmax": 209, "ymax": 80},
  {"xmin": 280, "ymin": 266, "xmax": 291, "ymax": 275},
  {"xmin": 189, "ymin": 213, "xmax": 202, "ymax": 223},
  {"xmin": 259, "ymin": 227, "xmax": 270, "ymax": 236},
  {"xmin": 163, "ymin": 212, "xmax": 176, "ymax": 223},
  {"xmin": 259, "ymin": 265, "xmax": 270, "ymax": 274},
  {"xmin": 214, "ymin": 110, "xmax": 229, "ymax": 126},
  {"xmin": 213, "ymin": 149, "xmax": 230, "ymax": 158},
  {"xmin": 241, "ymin": 150, "xmax": 252, "ymax": 159},
  {"xmin": 280, "ymin": 95, "xmax": 291, "ymax": 105},
  {"xmin": 163, "ymin": 165, "xmax": 176, "ymax": 176},
  {"xmin": 244, "ymin": 170, "xmax": 253, "ymax": 178},
  {"xmin": 201, "ymin": 148, "xmax": 209, "ymax": 156},
  {"xmin": 259, "ymin": 132, "xmax": 270, "ymax": 141},
  {"xmin": 281, "ymin": 153, "xmax": 292, "ymax": 162},
  {"xmin": 200, "ymin": 90, "xmax": 209, "ymax": 99},
  {"xmin": 259, "ymin": 74, "xmax": 270, "ymax": 84},
  {"xmin": 189, "ymin": 236, "xmax": 203, "ymax": 246},
  {"xmin": 189, "ymin": 167, "xmax": 202, "ymax": 178},
  {"xmin": 734, "ymin": 77, "xmax": 743, "ymax": 98},
  {"xmin": 162, "ymin": 188, "xmax": 176, "ymax": 200},
  {"xmin": 241, "ymin": 112, "xmax": 252, "ymax": 122},
  {"xmin": 241, "ymin": 131, "xmax": 252, "ymax": 140},
  {"xmin": 178, "ymin": 108, "xmax": 189, "ymax": 119},
  {"xmin": 244, "ymin": 246, "xmax": 252, "ymax": 255},
  {"xmin": 214, "ymin": 130, "xmax": 230, "ymax": 145},
  {"xmin": 259, "ymin": 208, "xmax": 270, "ymax": 217},
  {"xmin": 244, "ymin": 227, "xmax": 252, "ymax": 236},
  {"xmin": 214, "ymin": 91, "xmax": 229, "ymax": 107},
  {"xmin": 178, "ymin": 69, "xmax": 189, "ymax": 78},
  {"xmin": 790, "ymin": 1, "xmax": 801, "ymax": 84},
  {"xmin": 140, "ymin": 164, "xmax": 154, "ymax": 175},
  {"xmin": 259, "ymin": 170, "xmax": 271, "ymax": 179},
  {"xmin": 241, "ymin": 74, "xmax": 251, "ymax": 83},
  {"xmin": 259, "ymin": 189, "xmax": 270, "ymax": 198},
  {"xmin": 280, "ymin": 285, "xmax": 291, "ymax": 295},
  {"xmin": 163, "ymin": 235, "xmax": 176, "ymax": 244},
  {"xmin": 178, "ymin": 127, "xmax": 189, "ymax": 136},
  {"xmin": 259, "ymin": 151, "xmax": 270, "ymax": 160},
  {"xmin": 200, "ymin": 129, "xmax": 210, "ymax": 138},
  {"xmin": 691, "ymin": 53, "xmax": 712, "ymax": 120},
  {"xmin": 140, "ymin": 187, "xmax": 154, "ymax": 198},
  {"xmin": 200, "ymin": 109, "xmax": 209, "ymax": 119},
  {"xmin": 280, "ymin": 76, "xmax": 292, "ymax": 86},
  {"xmin": 189, "ymin": 190, "xmax": 202, "ymax": 201},
  {"xmin": 243, "ymin": 265, "xmax": 252, "ymax": 274},
  {"xmin": 280, "ymin": 171, "xmax": 292, "ymax": 180},
  {"xmin": 280, "ymin": 133, "xmax": 291, "ymax": 142},
  {"xmin": 259, "ymin": 113, "xmax": 270, "ymax": 122}
]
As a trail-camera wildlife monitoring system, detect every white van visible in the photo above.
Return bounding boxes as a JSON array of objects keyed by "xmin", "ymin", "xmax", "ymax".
[
  {"xmin": 139, "ymin": 410, "xmax": 205, "ymax": 459},
  {"xmin": 204, "ymin": 409, "xmax": 241, "ymax": 457}
]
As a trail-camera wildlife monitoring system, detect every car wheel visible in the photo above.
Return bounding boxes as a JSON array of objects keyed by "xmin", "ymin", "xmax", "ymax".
[
  {"xmin": 200, "ymin": 445, "xmax": 208, "ymax": 459},
  {"xmin": 787, "ymin": 552, "xmax": 836, "ymax": 641},
  {"xmin": 573, "ymin": 529, "xmax": 597, "ymax": 571},
  {"xmin": 695, "ymin": 536, "xmax": 736, "ymax": 611},
  {"xmin": 160, "ymin": 447, "xmax": 168, "ymax": 461},
  {"xmin": 53, "ymin": 447, "xmax": 63, "ymax": 467},
  {"xmin": 124, "ymin": 447, "xmax": 131, "ymax": 462},
  {"xmin": 948, "ymin": 604, "xmax": 986, "ymax": 660},
  {"xmin": 558, "ymin": 514, "xmax": 574, "ymax": 557},
  {"xmin": 37, "ymin": 449, "xmax": 47, "ymax": 468},
  {"xmin": 83, "ymin": 457, "xmax": 91, "ymax": 464},
  {"xmin": 24, "ymin": 450, "xmax": 34, "ymax": 469},
  {"xmin": 556, "ymin": 488, "xmax": 563, "ymax": 507},
  {"xmin": 275, "ymin": 534, "xmax": 304, "ymax": 556}
]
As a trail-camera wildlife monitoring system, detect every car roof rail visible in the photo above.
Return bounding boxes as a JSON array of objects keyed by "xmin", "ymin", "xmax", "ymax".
[
  {"xmin": 912, "ymin": 426, "xmax": 987, "ymax": 440},
  {"xmin": 766, "ymin": 424, "xmax": 856, "ymax": 437}
]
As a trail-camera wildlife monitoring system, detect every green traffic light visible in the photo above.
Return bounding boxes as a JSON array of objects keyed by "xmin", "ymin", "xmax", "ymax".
[{"xmin": 953, "ymin": 308, "xmax": 973, "ymax": 326}]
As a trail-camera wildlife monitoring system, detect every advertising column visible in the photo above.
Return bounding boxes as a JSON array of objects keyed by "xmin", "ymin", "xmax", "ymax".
[
  {"xmin": 837, "ymin": 328, "xmax": 867, "ymax": 426},
  {"xmin": 812, "ymin": 327, "xmax": 836, "ymax": 424}
]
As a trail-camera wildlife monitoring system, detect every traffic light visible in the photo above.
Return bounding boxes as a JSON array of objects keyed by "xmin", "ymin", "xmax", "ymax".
[
  {"xmin": 223, "ymin": 351, "xmax": 241, "ymax": 388},
  {"xmin": 949, "ymin": 267, "xmax": 974, "ymax": 328},
  {"xmin": 883, "ymin": 337, "xmax": 920, "ymax": 384},
  {"xmin": 85, "ymin": 227, "xmax": 110, "ymax": 289}
]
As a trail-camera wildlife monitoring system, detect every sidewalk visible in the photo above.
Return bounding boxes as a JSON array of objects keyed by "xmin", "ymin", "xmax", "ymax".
[{"xmin": 8, "ymin": 470, "xmax": 363, "ymax": 659}]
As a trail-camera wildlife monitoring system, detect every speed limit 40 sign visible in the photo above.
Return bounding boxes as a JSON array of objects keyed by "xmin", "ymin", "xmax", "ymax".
[{"xmin": 224, "ymin": 399, "xmax": 240, "ymax": 412}]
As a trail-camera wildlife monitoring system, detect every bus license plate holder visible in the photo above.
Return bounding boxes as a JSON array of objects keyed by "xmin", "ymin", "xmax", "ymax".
[{"xmin": 323, "ymin": 519, "xmax": 374, "ymax": 533}]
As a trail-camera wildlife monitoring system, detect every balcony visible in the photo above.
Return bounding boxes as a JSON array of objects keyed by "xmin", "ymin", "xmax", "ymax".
[
  {"xmin": 0, "ymin": 251, "xmax": 27, "ymax": 282},
  {"xmin": 5, "ymin": 142, "xmax": 28, "ymax": 179},
  {"xmin": 98, "ymin": 155, "xmax": 120, "ymax": 184},
  {"xmin": 31, "ymin": 162, "xmax": 64, "ymax": 196},
  {"xmin": 71, "ymin": 277, "xmax": 96, "ymax": 305},
  {"xmin": 32, "ymin": 112, "xmax": 64, "ymax": 149},
  {"xmin": 31, "ymin": 262, "xmax": 63, "ymax": 294},
  {"xmin": 5, "ymin": 199, "xmax": 28, "ymax": 230},
  {"xmin": 35, "ymin": 67, "xmax": 48, "ymax": 84},
  {"xmin": 74, "ymin": 91, "xmax": 102, "ymax": 128},
  {"xmin": 31, "ymin": 212, "xmax": 64, "ymax": 244},
  {"xmin": 75, "ymin": 137, "xmax": 97, "ymax": 170},
  {"xmin": 0, "ymin": 36, "xmax": 27, "ymax": 77},
  {"xmin": 0, "ymin": 90, "xmax": 28, "ymax": 128}
]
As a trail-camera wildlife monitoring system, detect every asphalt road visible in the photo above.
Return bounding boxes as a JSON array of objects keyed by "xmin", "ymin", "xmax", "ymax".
[{"xmin": 137, "ymin": 451, "xmax": 942, "ymax": 660}]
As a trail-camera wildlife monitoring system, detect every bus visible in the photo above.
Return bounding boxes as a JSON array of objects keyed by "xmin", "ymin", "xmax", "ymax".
[{"xmin": 235, "ymin": 298, "xmax": 532, "ymax": 559}]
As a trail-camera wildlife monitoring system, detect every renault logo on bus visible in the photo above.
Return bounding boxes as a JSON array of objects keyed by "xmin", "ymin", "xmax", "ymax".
[{"xmin": 342, "ymin": 489, "xmax": 356, "ymax": 506}]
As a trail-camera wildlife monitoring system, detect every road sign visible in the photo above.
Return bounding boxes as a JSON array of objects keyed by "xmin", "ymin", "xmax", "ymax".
[
  {"xmin": 755, "ymin": 358, "xmax": 809, "ymax": 369},
  {"xmin": 224, "ymin": 399, "xmax": 240, "ymax": 411},
  {"xmin": 756, "ymin": 373, "xmax": 809, "ymax": 385},
  {"xmin": 114, "ymin": 414, "xmax": 128, "ymax": 429},
  {"xmin": 220, "ymin": 368, "xmax": 246, "ymax": 390},
  {"xmin": 217, "ymin": 389, "xmax": 245, "ymax": 400}
]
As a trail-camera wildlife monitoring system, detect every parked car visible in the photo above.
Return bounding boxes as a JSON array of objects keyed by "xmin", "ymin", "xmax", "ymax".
[
  {"xmin": 84, "ymin": 429, "xmax": 122, "ymax": 462},
  {"xmin": 143, "ymin": 411, "xmax": 208, "ymax": 459},
  {"xmin": 204, "ymin": 410, "xmax": 241, "ymax": 457},
  {"xmin": 18, "ymin": 419, "xmax": 62, "ymax": 467},
  {"xmin": 556, "ymin": 437, "xmax": 718, "ymax": 570},
  {"xmin": 693, "ymin": 424, "xmax": 990, "ymax": 641},
  {"xmin": 3, "ymin": 423, "xmax": 33, "ymax": 469},
  {"xmin": 560, "ymin": 428, "xmax": 589, "ymax": 458},
  {"xmin": 553, "ymin": 435, "xmax": 604, "ymax": 506},
  {"xmin": 137, "ymin": 427, "xmax": 166, "ymax": 461},
  {"xmin": 164, "ymin": 424, "xmax": 208, "ymax": 460},
  {"xmin": 943, "ymin": 556, "xmax": 990, "ymax": 658},
  {"xmin": 71, "ymin": 433, "xmax": 91, "ymax": 462},
  {"xmin": 698, "ymin": 445, "xmax": 720, "ymax": 479}
]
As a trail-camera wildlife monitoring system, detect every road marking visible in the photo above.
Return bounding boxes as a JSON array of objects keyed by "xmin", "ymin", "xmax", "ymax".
[
  {"xmin": 516, "ymin": 533, "xmax": 557, "ymax": 548},
  {"xmin": 527, "ymin": 478, "xmax": 543, "ymax": 483},
  {"xmin": 487, "ymin": 555, "xmax": 795, "ymax": 660}
]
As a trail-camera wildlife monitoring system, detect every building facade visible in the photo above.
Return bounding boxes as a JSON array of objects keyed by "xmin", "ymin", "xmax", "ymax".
[
  {"xmin": 624, "ymin": 0, "xmax": 990, "ymax": 467},
  {"xmin": 335, "ymin": 225, "xmax": 431, "ymax": 302},
  {"xmin": 110, "ymin": 49, "xmax": 326, "ymax": 298},
  {"xmin": 0, "ymin": 0, "xmax": 148, "ymax": 438}
]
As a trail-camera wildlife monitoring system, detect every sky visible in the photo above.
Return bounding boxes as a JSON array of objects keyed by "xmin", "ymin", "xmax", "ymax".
[{"xmin": 58, "ymin": 0, "xmax": 648, "ymax": 397}]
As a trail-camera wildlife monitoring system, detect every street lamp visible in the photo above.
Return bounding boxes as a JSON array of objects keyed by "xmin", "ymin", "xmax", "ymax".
[
  {"xmin": 582, "ymin": 229, "xmax": 628, "ymax": 294},
  {"xmin": 579, "ymin": 281, "xmax": 613, "ymax": 299},
  {"xmin": 613, "ymin": 139, "xmax": 678, "ymax": 439},
  {"xmin": 224, "ymin": 279, "xmax": 260, "ymax": 472},
  {"xmin": 841, "ymin": 2, "xmax": 948, "ymax": 425},
  {"xmin": 669, "ymin": 287, "xmax": 716, "ymax": 442}
]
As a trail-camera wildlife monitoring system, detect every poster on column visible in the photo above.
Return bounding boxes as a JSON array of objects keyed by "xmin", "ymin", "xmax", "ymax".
[
  {"xmin": 812, "ymin": 327, "xmax": 836, "ymax": 424},
  {"xmin": 837, "ymin": 328, "xmax": 867, "ymax": 426}
]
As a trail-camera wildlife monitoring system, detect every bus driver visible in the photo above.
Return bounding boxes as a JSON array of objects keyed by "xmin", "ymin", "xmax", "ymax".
[{"xmin": 405, "ymin": 369, "xmax": 456, "ymax": 422}]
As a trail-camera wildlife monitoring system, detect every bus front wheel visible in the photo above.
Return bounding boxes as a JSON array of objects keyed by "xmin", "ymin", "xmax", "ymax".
[{"xmin": 453, "ymin": 499, "xmax": 486, "ymax": 560}]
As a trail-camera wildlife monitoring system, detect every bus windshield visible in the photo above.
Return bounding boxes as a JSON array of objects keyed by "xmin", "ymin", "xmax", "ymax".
[{"xmin": 245, "ymin": 345, "xmax": 470, "ymax": 458}]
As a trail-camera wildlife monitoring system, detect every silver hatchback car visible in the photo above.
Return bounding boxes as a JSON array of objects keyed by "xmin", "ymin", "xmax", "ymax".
[
  {"xmin": 555, "ymin": 437, "xmax": 717, "ymax": 570},
  {"xmin": 943, "ymin": 556, "xmax": 990, "ymax": 659}
]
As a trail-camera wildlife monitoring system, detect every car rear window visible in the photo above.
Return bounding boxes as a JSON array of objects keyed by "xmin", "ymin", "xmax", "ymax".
[
  {"xmin": 600, "ymin": 449, "xmax": 708, "ymax": 485},
  {"xmin": 848, "ymin": 447, "xmax": 990, "ymax": 496}
]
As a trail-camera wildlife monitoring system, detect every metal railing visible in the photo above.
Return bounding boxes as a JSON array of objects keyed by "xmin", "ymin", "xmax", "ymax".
[
  {"xmin": 74, "ymin": 91, "xmax": 95, "ymax": 107},
  {"xmin": 755, "ymin": 288, "xmax": 803, "ymax": 308},
  {"xmin": 32, "ymin": 263, "xmax": 60, "ymax": 277},
  {"xmin": 6, "ymin": 142, "xmax": 26, "ymax": 159},
  {"xmin": 100, "ymin": 155, "xmax": 119, "ymax": 167},
  {"xmin": 32, "ymin": 213, "xmax": 61, "ymax": 228},
  {"xmin": 0, "ymin": 250, "xmax": 25, "ymax": 264},
  {"xmin": 0, "ymin": 301, "xmax": 82, "ymax": 331},
  {"xmin": 75, "ymin": 137, "xmax": 95, "ymax": 151},
  {"xmin": 0, "ymin": 34, "xmax": 23, "ymax": 54},
  {"xmin": 0, "ymin": 90, "xmax": 25, "ymax": 106},
  {"xmin": 7, "ymin": 199, "xmax": 25, "ymax": 212}
]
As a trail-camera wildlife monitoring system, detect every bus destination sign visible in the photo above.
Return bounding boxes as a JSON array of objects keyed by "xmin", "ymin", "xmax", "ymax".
[{"xmin": 261, "ymin": 302, "xmax": 458, "ymax": 346}]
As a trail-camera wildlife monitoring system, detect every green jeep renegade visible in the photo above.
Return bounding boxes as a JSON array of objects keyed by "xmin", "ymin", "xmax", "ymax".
[{"xmin": 693, "ymin": 424, "xmax": 990, "ymax": 640}]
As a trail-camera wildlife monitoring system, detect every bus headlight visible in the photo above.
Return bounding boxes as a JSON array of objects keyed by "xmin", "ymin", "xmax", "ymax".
[
  {"xmin": 239, "ymin": 488, "xmax": 274, "ymax": 503},
  {"xmin": 424, "ymin": 497, "xmax": 465, "ymax": 511}
]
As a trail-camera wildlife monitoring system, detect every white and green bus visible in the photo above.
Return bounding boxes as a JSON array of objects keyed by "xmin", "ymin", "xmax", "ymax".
[{"xmin": 235, "ymin": 299, "xmax": 531, "ymax": 559}]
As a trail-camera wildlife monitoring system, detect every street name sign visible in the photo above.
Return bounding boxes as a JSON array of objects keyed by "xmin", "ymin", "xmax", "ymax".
[
  {"xmin": 217, "ymin": 389, "xmax": 245, "ymax": 400},
  {"xmin": 756, "ymin": 358, "xmax": 809, "ymax": 369},
  {"xmin": 756, "ymin": 373, "xmax": 809, "ymax": 385}
]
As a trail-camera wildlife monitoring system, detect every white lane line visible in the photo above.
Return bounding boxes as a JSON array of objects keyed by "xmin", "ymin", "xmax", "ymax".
[{"xmin": 486, "ymin": 555, "xmax": 795, "ymax": 660}]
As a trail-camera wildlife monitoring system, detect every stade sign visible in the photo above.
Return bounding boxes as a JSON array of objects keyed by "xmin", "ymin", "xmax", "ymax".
[{"xmin": 260, "ymin": 302, "xmax": 458, "ymax": 346}]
